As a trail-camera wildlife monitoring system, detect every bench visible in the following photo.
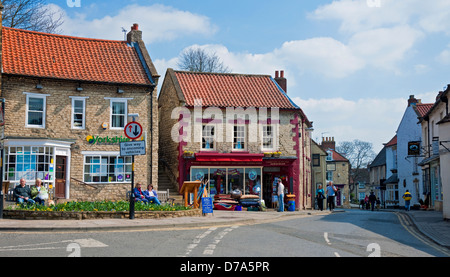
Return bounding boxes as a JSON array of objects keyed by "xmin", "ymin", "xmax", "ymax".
[{"xmin": 126, "ymin": 189, "xmax": 175, "ymax": 205}]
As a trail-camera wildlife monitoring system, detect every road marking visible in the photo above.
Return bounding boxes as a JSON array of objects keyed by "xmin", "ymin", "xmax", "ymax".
[
  {"xmin": 180, "ymin": 227, "xmax": 217, "ymax": 257},
  {"xmin": 0, "ymin": 238, "xmax": 107, "ymax": 253},
  {"xmin": 324, "ymin": 232, "xmax": 331, "ymax": 245},
  {"xmin": 396, "ymin": 212, "xmax": 450, "ymax": 257},
  {"xmin": 203, "ymin": 226, "xmax": 238, "ymax": 255},
  {"xmin": 334, "ymin": 252, "xmax": 340, "ymax": 257}
]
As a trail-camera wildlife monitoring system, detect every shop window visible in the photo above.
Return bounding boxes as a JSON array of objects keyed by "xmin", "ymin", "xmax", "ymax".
[
  {"xmin": 25, "ymin": 93, "xmax": 47, "ymax": 128},
  {"xmin": 210, "ymin": 168, "xmax": 226, "ymax": 196},
  {"xmin": 233, "ymin": 125, "xmax": 246, "ymax": 150},
  {"xmin": 4, "ymin": 146, "xmax": 54, "ymax": 187},
  {"xmin": 245, "ymin": 168, "xmax": 261, "ymax": 197},
  {"xmin": 84, "ymin": 155, "xmax": 132, "ymax": 183},
  {"xmin": 190, "ymin": 167, "xmax": 262, "ymax": 197}
]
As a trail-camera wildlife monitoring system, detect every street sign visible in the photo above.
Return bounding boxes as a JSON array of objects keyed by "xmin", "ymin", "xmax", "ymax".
[
  {"xmin": 120, "ymin": 141, "xmax": 146, "ymax": 156},
  {"xmin": 124, "ymin": 121, "xmax": 143, "ymax": 140},
  {"xmin": 201, "ymin": 197, "xmax": 214, "ymax": 214}
]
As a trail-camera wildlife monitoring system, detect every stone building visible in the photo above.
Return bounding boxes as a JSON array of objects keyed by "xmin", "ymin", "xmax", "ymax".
[
  {"xmin": 158, "ymin": 69, "xmax": 313, "ymax": 210},
  {"xmin": 320, "ymin": 137, "xmax": 350, "ymax": 208},
  {"xmin": 0, "ymin": 24, "xmax": 159, "ymax": 201}
]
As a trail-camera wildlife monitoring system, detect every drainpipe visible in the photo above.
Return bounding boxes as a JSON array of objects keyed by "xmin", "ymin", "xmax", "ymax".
[{"xmin": 302, "ymin": 117, "xmax": 306, "ymax": 210}]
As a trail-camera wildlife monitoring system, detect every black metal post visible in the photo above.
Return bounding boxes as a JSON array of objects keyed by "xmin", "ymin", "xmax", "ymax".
[{"xmin": 129, "ymin": 155, "xmax": 135, "ymax": 219}]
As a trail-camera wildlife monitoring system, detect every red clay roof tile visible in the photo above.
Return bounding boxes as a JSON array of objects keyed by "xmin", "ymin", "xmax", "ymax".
[
  {"xmin": 2, "ymin": 27, "xmax": 152, "ymax": 85},
  {"xmin": 173, "ymin": 70, "xmax": 299, "ymax": 109}
]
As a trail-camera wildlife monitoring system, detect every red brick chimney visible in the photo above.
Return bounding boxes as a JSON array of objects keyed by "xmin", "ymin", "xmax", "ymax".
[
  {"xmin": 321, "ymin": 137, "xmax": 336, "ymax": 150},
  {"xmin": 274, "ymin": 70, "xmax": 287, "ymax": 93}
]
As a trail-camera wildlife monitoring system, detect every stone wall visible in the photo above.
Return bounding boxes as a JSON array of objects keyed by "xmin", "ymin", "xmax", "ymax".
[
  {"xmin": 3, "ymin": 209, "xmax": 201, "ymax": 220},
  {"xmin": 2, "ymin": 75, "xmax": 158, "ymax": 201}
]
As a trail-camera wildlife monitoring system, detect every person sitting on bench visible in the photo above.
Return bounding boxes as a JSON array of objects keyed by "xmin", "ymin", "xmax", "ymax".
[{"xmin": 144, "ymin": 184, "xmax": 161, "ymax": 205}]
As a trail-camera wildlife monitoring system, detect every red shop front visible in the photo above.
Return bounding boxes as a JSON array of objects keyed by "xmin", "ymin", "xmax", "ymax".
[{"xmin": 179, "ymin": 152, "xmax": 299, "ymax": 209}]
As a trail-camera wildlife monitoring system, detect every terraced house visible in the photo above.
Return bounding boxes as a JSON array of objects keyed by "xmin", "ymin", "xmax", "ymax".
[
  {"xmin": 158, "ymin": 69, "xmax": 314, "ymax": 210},
  {"xmin": 0, "ymin": 24, "xmax": 159, "ymax": 201}
]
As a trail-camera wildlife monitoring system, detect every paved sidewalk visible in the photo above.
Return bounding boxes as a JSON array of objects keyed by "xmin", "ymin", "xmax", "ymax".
[
  {"xmin": 0, "ymin": 209, "xmax": 329, "ymax": 232},
  {"xmin": 1, "ymin": 208, "xmax": 449, "ymax": 250},
  {"xmin": 401, "ymin": 210, "xmax": 450, "ymax": 248}
]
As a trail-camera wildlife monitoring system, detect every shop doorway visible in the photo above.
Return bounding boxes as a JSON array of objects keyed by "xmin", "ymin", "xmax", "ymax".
[
  {"xmin": 263, "ymin": 172, "xmax": 289, "ymax": 209},
  {"xmin": 55, "ymin": 156, "xmax": 67, "ymax": 198}
]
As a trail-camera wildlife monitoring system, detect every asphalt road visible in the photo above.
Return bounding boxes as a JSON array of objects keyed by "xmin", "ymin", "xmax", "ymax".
[{"xmin": 1, "ymin": 210, "xmax": 449, "ymax": 258}]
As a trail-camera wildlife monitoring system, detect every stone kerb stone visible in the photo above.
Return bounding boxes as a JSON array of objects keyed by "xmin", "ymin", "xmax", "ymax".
[{"xmin": 3, "ymin": 209, "xmax": 202, "ymax": 220}]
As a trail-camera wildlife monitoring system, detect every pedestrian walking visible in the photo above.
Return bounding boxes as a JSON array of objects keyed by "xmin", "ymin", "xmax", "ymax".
[
  {"xmin": 277, "ymin": 179, "xmax": 285, "ymax": 212},
  {"xmin": 316, "ymin": 184, "xmax": 325, "ymax": 211},
  {"xmin": 369, "ymin": 191, "xmax": 377, "ymax": 211},
  {"xmin": 326, "ymin": 183, "xmax": 337, "ymax": 211},
  {"xmin": 403, "ymin": 190, "xmax": 412, "ymax": 211}
]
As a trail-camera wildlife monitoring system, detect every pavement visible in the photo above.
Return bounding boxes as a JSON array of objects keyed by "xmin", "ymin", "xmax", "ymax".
[{"xmin": 0, "ymin": 208, "xmax": 449, "ymax": 249}]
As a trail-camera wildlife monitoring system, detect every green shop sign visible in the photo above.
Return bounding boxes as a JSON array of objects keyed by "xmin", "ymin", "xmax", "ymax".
[{"xmin": 86, "ymin": 135, "xmax": 131, "ymax": 145}]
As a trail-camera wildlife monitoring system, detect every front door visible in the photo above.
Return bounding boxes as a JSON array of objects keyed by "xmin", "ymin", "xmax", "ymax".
[{"xmin": 55, "ymin": 156, "xmax": 67, "ymax": 198}]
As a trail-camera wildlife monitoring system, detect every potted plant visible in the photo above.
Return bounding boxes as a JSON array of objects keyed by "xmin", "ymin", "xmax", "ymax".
[
  {"xmin": 264, "ymin": 152, "xmax": 273, "ymax": 158},
  {"xmin": 183, "ymin": 150, "xmax": 194, "ymax": 158},
  {"xmin": 273, "ymin": 151, "xmax": 281, "ymax": 158}
]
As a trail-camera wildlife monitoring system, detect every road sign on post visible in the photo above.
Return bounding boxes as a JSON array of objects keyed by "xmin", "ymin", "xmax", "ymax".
[
  {"xmin": 123, "ymin": 121, "xmax": 145, "ymax": 220},
  {"xmin": 124, "ymin": 121, "xmax": 143, "ymax": 140}
]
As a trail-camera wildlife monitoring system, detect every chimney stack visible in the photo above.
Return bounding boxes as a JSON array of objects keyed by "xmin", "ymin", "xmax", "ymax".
[
  {"xmin": 127, "ymin": 23, "xmax": 142, "ymax": 43},
  {"xmin": 321, "ymin": 137, "xmax": 336, "ymax": 150},
  {"xmin": 274, "ymin": 70, "xmax": 287, "ymax": 93},
  {"xmin": 408, "ymin": 95, "xmax": 418, "ymax": 107}
]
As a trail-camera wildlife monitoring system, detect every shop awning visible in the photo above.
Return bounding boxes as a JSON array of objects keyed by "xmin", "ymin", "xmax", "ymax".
[{"xmin": 195, "ymin": 153, "xmax": 264, "ymax": 162}]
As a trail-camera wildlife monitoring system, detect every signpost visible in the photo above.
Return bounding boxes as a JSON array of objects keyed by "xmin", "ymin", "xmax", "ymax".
[{"xmin": 122, "ymin": 121, "xmax": 145, "ymax": 220}]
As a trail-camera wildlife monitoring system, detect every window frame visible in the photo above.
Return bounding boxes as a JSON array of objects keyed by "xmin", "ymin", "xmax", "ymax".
[
  {"xmin": 233, "ymin": 124, "xmax": 246, "ymax": 151},
  {"xmin": 24, "ymin": 92, "xmax": 49, "ymax": 128},
  {"xmin": 109, "ymin": 98, "xmax": 128, "ymax": 130},
  {"xmin": 70, "ymin": 96, "xmax": 88, "ymax": 130},
  {"xmin": 201, "ymin": 124, "xmax": 216, "ymax": 151},
  {"xmin": 261, "ymin": 124, "xmax": 276, "ymax": 151},
  {"xmin": 83, "ymin": 153, "xmax": 132, "ymax": 184}
]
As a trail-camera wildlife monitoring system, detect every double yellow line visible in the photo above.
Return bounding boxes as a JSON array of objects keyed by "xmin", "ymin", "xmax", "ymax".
[{"xmin": 396, "ymin": 212, "xmax": 450, "ymax": 257}]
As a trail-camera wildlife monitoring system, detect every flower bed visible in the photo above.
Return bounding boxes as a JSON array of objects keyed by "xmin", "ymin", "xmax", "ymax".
[{"xmin": 3, "ymin": 201, "xmax": 201, "ymax": 220}]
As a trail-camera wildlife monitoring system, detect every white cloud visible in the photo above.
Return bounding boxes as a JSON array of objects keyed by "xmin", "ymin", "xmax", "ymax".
[
  {"xmin": 311, "ymin": 0, "xmax": 450, "ymax": 35},
  {"xmin": 49, "ymin": 3, "xmax": 217, "ymax": 42},
  {"xmin": 291, "ymin": 96, "xmax": 407, "ymax": 152}
]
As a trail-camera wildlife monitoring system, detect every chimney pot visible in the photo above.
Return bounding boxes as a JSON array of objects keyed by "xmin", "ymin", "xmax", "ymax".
[
  {"xmin": 274, "ymin": 70, "xmax": 287, "ymax": 93},
  {"xmin": 132, "ymin": 23, "xmax": 139, "ymax": 30}
]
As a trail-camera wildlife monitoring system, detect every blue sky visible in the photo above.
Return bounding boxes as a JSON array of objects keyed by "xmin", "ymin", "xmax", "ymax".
[{"xmin": 48, "ymin": 0, "xmax": 450, "ymax": 153}]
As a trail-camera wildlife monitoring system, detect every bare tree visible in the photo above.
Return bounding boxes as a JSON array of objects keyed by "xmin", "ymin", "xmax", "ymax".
[
  {"xmin": 177, "ymin": 47, "xmax": 231, "ymax": 73},
  {"xmin": 1, "ymin": 0, "xmax": 63, "ymax": 33},
  {"xmin": 337, "ymin": 139, "xmax": 376, "ymax": 194}
]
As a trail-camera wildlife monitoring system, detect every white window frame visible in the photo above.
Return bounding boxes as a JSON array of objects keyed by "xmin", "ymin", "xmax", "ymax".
[
  {"xmin": 105, "ymin": 98, "xmax": 132, "ymax": 130},
  {"xmin": 202, "ymin": 125, "xmax": 216, "ymax": 151},
  {"xmin": 261, "ymin": 125, "xmax": 276, "ymax": 151},
  {"xmin": 82, "ymin": 151, "xmax": 132, "ymax": 184},
  {"xmin": 70, "ymin": 96, "xmax": 88, "ymax": 130},
  {"xmin": 24, "ymin": 92, "xmax": 49, "ymax": 129},
  {"xmin": 233, "ymin": 125, "xmax": 246, "ymax": 150}
]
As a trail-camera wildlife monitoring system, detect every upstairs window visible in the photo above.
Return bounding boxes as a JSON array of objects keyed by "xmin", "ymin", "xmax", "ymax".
[
  {"xmin": 262, "ymin": 125, "xmax": 274, "ymax": 150},
  {"xmin": 202, "ymin": 125, "xmax": 215, "ymax": 150},
  {"xmin": 25, "ymin": 93, "xmax": 48, "ymax": 128},
  {"xmin": 70, "ymin": 97, "xmax": 88, "ymax": 129},
  {"xmin": 233, "ymin": 125, "xmax": 246, "ymax": 150}
]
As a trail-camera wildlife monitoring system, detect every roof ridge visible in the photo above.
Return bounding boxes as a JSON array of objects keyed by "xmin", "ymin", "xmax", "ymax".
[
  {"xmin": 173, "ymin": 69, "xmax": 271, "ymax": 78},
  {"xmin": 3, "ymin": 26, "xmax": 126, "ymax": 43}
]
